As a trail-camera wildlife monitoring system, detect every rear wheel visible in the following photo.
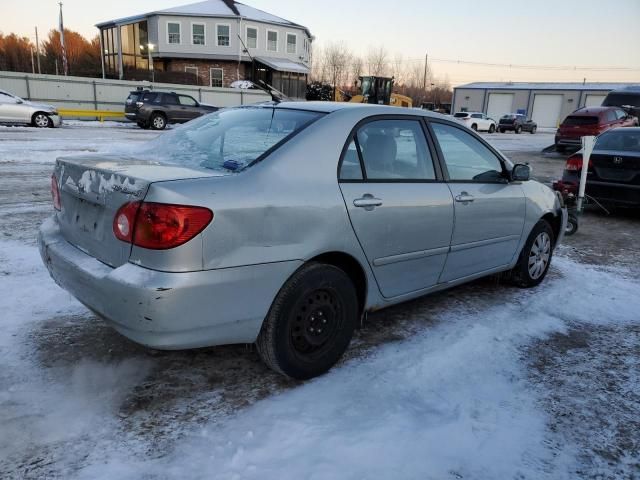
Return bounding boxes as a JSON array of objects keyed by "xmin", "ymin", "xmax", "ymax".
[
  {"xmin": 565, "ymin": 214, "xmax": 578, "ymax": 236},
  {"xmin": 150, "ymin": 113, "xmax": 167, "ymax": 130},
  {"xmin": 530, "ymin": 126, "xmax": 537, "ymax": 134},
  {"xmin": 510, "ymin": 220, "xmax": 554, "ymax": 288},
  {"xmin": 32, "ymin": 112, "xmax": 52, "ymax": 128},
  {"xmin": 471, "ymin": 123, "xmax": 478, "ymax": 131},
  {"xmin": 488, "ymin": 124, "xmax": 496, "ymax": 133},
  {"xmin": 515, "ymin": 125, "xmax": 522, "ymax": 134},
  {"xmin": 256, "ymin": 263, "xmax": 358, "ymax": 380},
  {"xmin": 499, "ymin": 128, "xmax": 505, "ymax": 133}
]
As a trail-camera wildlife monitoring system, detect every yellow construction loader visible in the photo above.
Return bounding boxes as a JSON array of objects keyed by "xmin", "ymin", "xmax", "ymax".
[{"xmin": 347, "ymin": 76, "xmax": 413, "ymax": 108}]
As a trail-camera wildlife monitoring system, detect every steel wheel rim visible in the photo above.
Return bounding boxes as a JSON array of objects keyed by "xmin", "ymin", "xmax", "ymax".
[
  {"xmin": 153, "ymin": 116, "xmax": 165, "ymax": 129},
  {"xmin": 34, "ymin": 114, "xmax": 49, "ymax": 127},
  {"xmin": 290, "ymin": 288, "xmax": 342, "ymax": 359},
  {"xmin": 528, "ymin": 232, "xmax": 551, "ymax": 279}
]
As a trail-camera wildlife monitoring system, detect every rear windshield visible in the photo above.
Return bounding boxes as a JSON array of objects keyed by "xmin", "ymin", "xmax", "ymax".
[
  {"xmin": 603, "ymin": 93, "xmax": 640, "ymax": 108},
  {"xmin": 138, "ymin": 107, "xmax": 323, "ymax": 172},
  {"xmin": 563, "ymin": 116, "xmax": 599, "ymax": 126},
  {"xmin": 595, "ymin": 130, "xmax": 640, "ymax": 152},
  {"xmin": 454, "ymin": 113, "xmax": 469, "ymax": 118}
]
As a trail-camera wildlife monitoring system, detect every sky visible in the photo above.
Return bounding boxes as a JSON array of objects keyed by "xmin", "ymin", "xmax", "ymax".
[{"xmin": 2, "ymin": 0, "xmax": 640, "ymax": 85}]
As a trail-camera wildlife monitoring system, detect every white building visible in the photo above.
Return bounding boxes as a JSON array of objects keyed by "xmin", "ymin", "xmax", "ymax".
[
  {"xmin": 96, "ymin": 0, "xmax": 312, "ymax": 98},
  {"xmin": 452, "ymin": 82, "xmax": 640, "ymax": 128}
]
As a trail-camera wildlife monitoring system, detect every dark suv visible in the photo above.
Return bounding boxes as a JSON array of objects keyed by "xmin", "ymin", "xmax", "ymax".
[
  {"xmin": 125, "ymin": 90, "xmax": 218, "ymax": 130},
  {"xmin": 498, "ymin": 114, "xmax": 537, "ymax": 134},
  {"xmin": 602, "ymin": 86, "xmax": 640, "ymax": 118}
]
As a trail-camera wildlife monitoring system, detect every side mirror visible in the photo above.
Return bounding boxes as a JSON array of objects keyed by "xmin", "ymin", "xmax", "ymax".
[
  {"xmin": 16, "ymin": 99, "xmax": 23, "ymax": 104},
  {"xmin": 512, "ymin": 164, "xmax": 530, "ymax": 182}
]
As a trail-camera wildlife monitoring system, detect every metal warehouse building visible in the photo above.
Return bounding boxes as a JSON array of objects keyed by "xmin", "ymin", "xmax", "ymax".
[{"xmin": 452, "ymin": 82, "xmax": 640, "ymax": 128}]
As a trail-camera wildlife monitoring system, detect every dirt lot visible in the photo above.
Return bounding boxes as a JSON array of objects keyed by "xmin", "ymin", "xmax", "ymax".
[{"xmin": 0, "ymin": 123, "xmax": 638, "ymax": 479}]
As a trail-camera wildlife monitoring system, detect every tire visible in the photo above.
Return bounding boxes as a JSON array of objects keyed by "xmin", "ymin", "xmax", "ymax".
[
  {"xmin": 499, "ymin": 128, "xmax": 505, "ymax": 133},
  {"xmin": 510, "ymin": 220, "xmax": 554, "ymax": 288},
  {"xmin": 32, "ymin": 112, "xmax": 52, "ymax": 128},
  {"xmin": 488, "ymin": 124, "xmax": 496, "ymax": 133},
  {"xmin": 530, "ymin": 126, "xmax": 537, "ymax": 134},
  {"xmin": 256, "ymin": 263, "xmax": 358, "ymax": 380},
  {"xmin": 515, "ymin": 126, "xmax": 522, "ymax": 134},
  {"xmin": 150, "ymin": 113, "xmax": 167, "ymax": 130},
  {"xmin": 471, "ymin": 123, "xmax": 478, "ymax": 131},
  {"xmin": 556, "ymin": 145, "xmax": 566, "ymax": 153},
  {"xmin": 565, "ymin": 214, "xmax": 578, "ymax": 236},
  {"xmin": 136, "ymin": 121, "xmax": 148, "ymax": 129}
]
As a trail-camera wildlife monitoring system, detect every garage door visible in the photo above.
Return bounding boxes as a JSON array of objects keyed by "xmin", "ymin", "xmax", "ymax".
[
  {"xmin": 486, "ymin": 93, "xmax": 514, "ymax": 121},
  {"xmin": 531, "ymin": 94, "xmax": 563, "ymax": 128},
  {"xmin": 584, "ymin": 94, "xmax": 606, "ymax": 108}
]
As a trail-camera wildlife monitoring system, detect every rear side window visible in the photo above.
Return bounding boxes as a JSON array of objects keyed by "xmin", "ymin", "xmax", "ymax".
[
  {"xmin": 354, "ymin": 119, "xmax": 436, "ymax": 181},
  {"xmin": 454, "ymin": 113, "xmax": 469, "ymax": 118},
  {"xmin": 141, "ymin": 92, "xmax": 157, "ymax": 103},
  {"xmin": 563, "ymin": 116, "xmax": 599, "ymax": 126},
  {"xmin": 162, "ymin": 94, "xmax": 179, "ymax": 105},
  {"xmin": 339, "ymin": 140, "xmax": 364, "ymax": 180},
  {"xmin": 137, "ymin": 107, "xmax": 323, "ymax": 172},
  {"xmin": 431, "ymin": 123, "xmax": 504, "ymax": 182}
]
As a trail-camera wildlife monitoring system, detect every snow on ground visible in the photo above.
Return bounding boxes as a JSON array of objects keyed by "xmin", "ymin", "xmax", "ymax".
[
  {"xmin": 1, "ymin": 120, "xmax": 638, "ymax": 479},
  {"xmin": 480, "ymin": 131, "xmax": 555, "ymax": 152}
]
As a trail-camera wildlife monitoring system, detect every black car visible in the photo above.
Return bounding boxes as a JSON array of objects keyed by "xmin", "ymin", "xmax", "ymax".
[
  {"xmin": 498, "ymin": 114, "xmax": 537, "ymax": 134},
  {"xmin": 602, "ymin": 86, "xmax": 640, "ymax": 119},
  {"xmin": 124, "ymin": 90, "xmax": 218, "ymax": 130},
  {"xmin": 562, "ymin": 127, "xmax": 640, "ymax": 207}
]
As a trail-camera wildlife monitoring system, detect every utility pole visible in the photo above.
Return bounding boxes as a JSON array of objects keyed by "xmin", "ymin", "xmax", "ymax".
[
  {"xmin": 30, "ymin": 47, "xmax": 35, "ymax": 73},
  {"xmin": 423, "ymin": 53, "xmax": 428, "ymax": 91},
  {"xmin": 58, "ymin": 2, "xmax": 69, "ymax": 75},
  {"xmin": 35, "ymin": 27, "xmax": 41, "ymax": 74}
]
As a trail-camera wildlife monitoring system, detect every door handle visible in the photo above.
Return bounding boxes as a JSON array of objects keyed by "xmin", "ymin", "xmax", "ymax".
[
  {"xmin": 353, "ymin": 194, "xmax": 383, "ymax": 210},
  {"xmin": 454, "ymin": 192, "xmax": 475, "ymax": 203}
]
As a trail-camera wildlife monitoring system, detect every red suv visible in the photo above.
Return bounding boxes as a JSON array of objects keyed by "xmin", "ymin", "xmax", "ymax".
[{"xmin": 555, "ymin": 106, "xmax": 638, "ymax": 152}]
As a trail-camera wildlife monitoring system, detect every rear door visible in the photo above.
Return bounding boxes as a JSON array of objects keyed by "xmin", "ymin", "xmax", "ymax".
[
  {"xmin": 429, "ymin": 121, "xmax": 526, "ymax": 282},
  {"xmin": 162, "ymin": 93, "xmax": 181, "ymax": 121},
  {"xmin": 339, "ymin": 117, "xmax": 454, "ymax": 298}
]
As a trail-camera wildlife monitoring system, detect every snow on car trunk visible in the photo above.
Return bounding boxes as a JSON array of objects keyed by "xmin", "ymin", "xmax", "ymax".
[{"xmin": 54, "ymin": 154, "xmax": 224, "ymax": 268}]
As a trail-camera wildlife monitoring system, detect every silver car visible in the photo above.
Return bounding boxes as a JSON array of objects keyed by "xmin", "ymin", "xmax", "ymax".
[
  {"xmin": 0, "ymin": 89, "xmax": 62, "ymax": 127},
  {"xmin": 38, "ymin": 103, "xmax": 567, "ymax": 379}
]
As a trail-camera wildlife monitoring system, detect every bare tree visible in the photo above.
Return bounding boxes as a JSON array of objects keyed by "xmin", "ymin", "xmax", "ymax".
[
  {"xmin": 323, "ymin": 41, "xmax": 352, "ymax": 91},
  {"xmin": 350, "ymin": 54, "xmax": 364, "ymax": 89},
  {"xmin": 366, "ymin": 46, "xmax": 388, "ymax": 77}
]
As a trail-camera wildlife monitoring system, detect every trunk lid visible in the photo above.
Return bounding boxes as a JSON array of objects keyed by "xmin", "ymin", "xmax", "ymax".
[
  {"xmin": 54, "ymin": 154, "xmax": 225, "ymax": 268},
  {"xmin": 589, "ymin": 150, "xmax": 640, "ymax": 185}
]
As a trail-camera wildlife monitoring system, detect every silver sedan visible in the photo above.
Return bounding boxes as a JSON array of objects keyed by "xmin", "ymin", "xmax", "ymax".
[
  {"xmin": 38, "ymin": 102, "xmax": 567, "ymax": 379},
  {"xmin": 0, "ymin": 89, "xmax": 62, "ymax": 127}
]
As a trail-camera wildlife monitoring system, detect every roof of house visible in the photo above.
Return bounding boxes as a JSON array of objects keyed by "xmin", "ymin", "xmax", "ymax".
[
  {"xmin": 96, "ymin": 0, "xmax": 311, "ymax": 36},
  {"xmin": 455, "ymin": 82, "xmax": 640, "ymax": 91}
]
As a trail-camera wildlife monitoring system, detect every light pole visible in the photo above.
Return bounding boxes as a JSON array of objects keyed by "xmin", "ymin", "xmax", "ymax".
[{"xmin": 142, "ymin": 43, "xmax": 155, "ymax": 83}]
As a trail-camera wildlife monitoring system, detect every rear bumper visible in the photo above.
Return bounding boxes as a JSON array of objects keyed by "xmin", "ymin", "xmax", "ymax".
[
  {"xmin": 586, "ymin": 181, "xmax": 640, "ymax": 206},
  {"xmin": 38, "ymin": 217, "xmax": 302, "ymax": 349},
  {"xmin": 555, "ymin": 136, "xmax": 582, "ymax": 146}
]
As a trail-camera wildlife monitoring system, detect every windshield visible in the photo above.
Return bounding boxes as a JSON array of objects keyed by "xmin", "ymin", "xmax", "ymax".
[
  {"xmin": 134, "ymin": 107, "xmax": 323, "ymax": 172},
  {"xmin": 595, "ymin": 130, "xmax": 640, "ymax": 152},
  {"xmin": 454, "ymin": 113, "xmax": 469, "ymax": 118},
  {"xmin": 501, "ymin": 114, "xmax": 517, "ymax": 119}
]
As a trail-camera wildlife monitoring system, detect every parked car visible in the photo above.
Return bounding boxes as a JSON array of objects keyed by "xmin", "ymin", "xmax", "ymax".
[
  {"xmin": 498, "ymin": 114, "xmax": 537, "ymax": 134},
  {"xmin": 602, "ymin": 86, "xmax": 640, "ymax": 118},
  {"xmin": 0, "ymin": 89, "xmax": 61, "ymax": 128},
  {"xmin": 124, "ymin": 89, "xmax": 218, "ymax": 130},
  {"xmin": 555, "ymin": 106, "xmax": 638, "ymax": 152},
  {"xmin": 39, "ymin": 103, "xmax": 566, "ymax": 379},
  {"xmin": 453, "ymin": 112, "xmax": 497, "ymax": 132},
  {"xmin": 561, "ymin": 127, "xmax": 640, "ymax": 207}
]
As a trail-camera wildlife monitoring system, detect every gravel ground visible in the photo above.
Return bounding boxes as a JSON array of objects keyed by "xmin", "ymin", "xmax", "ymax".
[{"xmin": 0, "ymin": 122, "xmax": 638, "ymax": 479}]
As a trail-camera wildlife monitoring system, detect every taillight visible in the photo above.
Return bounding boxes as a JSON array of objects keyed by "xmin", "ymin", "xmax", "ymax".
[
  {"xmin": 113, "ymin": 202, "xmax": 213, "ymax": 250},
  {"xmin": 565, "ymin": 154, "xmax": 593, "ymax": 171},
  {"xmin": 136, "ymin": 101, "xmax": 144, "ymax": 108},
  {"xmin": 51, "ymin": 174, "xmax": 61, "ymax": 210}
]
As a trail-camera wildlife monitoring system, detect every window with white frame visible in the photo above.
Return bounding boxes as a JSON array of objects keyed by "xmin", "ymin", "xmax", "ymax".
[
  {"xmin": 167, "ymin": 22, "xmax": 181, "ymax": 44},
  {"xmin": 192, "ymin": 23, "xmax": 205, "ymax": 45},
  {"xmin": 210, "ymin": 68, "xmax": 223, "ymax": 87},
  {"xmin": 286, "ymin": 33, "xmax": 297, "ymax": 54},
  {"xmin": 217, "ymin": 24, "xmax": 230, "ymax": 46},
  {"xmin": 267, "ymin": 30, "xmax": 278, "ymax": 51},
  {"xmin": 246, "ymin": 27, "xmax": 257, "ymax": 49}
]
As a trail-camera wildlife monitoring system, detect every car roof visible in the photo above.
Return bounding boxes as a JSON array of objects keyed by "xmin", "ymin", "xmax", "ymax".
[
  {"xmin": 268, "ymin": 101, "xmax": 450, "ymax": 119},
  {"xmin": 570, "ymin": 106, "xmax": 620, "ymax": 116}
]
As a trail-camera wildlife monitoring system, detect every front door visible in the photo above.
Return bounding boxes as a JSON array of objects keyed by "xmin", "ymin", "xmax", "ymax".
[
  {"xmin": 429, "ymin": 121, "xmax": 526, "ymax": 282},
  {"xmin": 178, "ymin": 94, "xmax": 202, "ymax": 120},
  {"xmin": 339, "ymin": 118, "xmax": 454, "ymax": 298}
]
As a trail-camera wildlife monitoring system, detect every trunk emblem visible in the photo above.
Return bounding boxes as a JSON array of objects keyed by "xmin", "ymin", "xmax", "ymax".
[{"xmin": 613, "ymin": 157, "xmax": 623, "ymax": 165}]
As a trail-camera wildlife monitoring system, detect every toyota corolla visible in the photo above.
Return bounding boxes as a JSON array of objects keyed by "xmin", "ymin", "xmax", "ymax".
[{"xmin": 39, "ymin": 102, "xmax": 567, "ymax": 379}]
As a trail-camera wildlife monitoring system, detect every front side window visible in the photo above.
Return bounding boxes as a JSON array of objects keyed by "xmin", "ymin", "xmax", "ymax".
[
  {"xmin": 210, "ymin": 68, "xmax": 223, "ymax": 87},
  {"xmin": 168, "ymin": 22, "xmax": 181, "ymax": 44},
  {"xmin": 431, "ymin": 123, "xmax": 504, "ymax": 182},
  {"xmin": 615, "ymin": 109, "xmax": 628, "ymax": 120},
  {"xmin": 287, "ymin": 33, "xmax": 297, "ymax": 54},
  {"xmin": 192, "ymin": 23, "xmax": 205, "ymax": 45},
  {"xmin": 137, "ymin": 108, "xmax": 323, "ymax": 172},
  {"xmin": 178, "ymin": 95, "xmax": 198, "ymax": 106},
  {"xmin": 267, "ymin": 30, "xmax": 278, "ymax": 51},
  {"xmin": 217, "ymin": 24, "xmax": 230, "ymax": 46},
  {"xmin": 605, "ymin": 110, "xmax": 617, "ymax": 122},
  {"xmin": 246, "ymin": 27, "xmax": 257, "ymax": 48},
  {"xmin": 355, "ymin": 119, "xmax": 436, "ymax": 181}
]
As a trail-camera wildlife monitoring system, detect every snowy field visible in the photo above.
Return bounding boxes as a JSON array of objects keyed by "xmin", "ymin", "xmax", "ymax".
[{"xmin": 1, "ymin": 122, "xmax": 639, "ymax": 479}]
